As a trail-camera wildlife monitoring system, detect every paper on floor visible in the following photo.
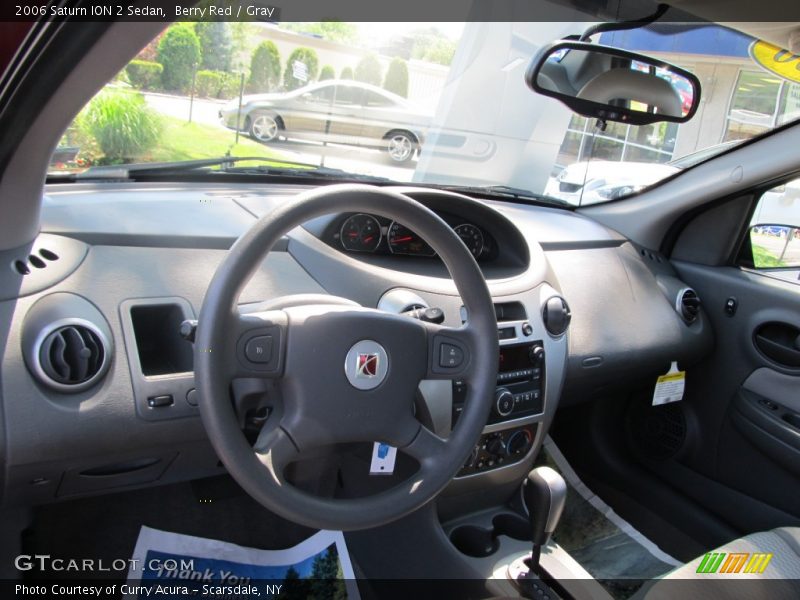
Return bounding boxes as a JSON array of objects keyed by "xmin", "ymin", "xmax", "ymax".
[{"xmin": 125, "ymin": 526, "xmax": 359, "ymax": 599}]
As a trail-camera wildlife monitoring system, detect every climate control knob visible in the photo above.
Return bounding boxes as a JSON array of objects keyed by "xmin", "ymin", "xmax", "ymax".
[
  {"xmin": 495, "ymin": 387, "xmax": 514, "ymax": 417},
  {"xmin": 486, "ymin": 434, "xmax": 507, "ymax": 457},
  {"xmin": 506, "ymin": 429, "xmax": 532, "ymax": 456}
]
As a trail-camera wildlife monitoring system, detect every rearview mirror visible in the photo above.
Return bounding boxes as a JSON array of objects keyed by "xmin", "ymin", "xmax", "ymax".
[{"xmin": 526, "ymin": 41, "xmax": 701, "ymax": 125}]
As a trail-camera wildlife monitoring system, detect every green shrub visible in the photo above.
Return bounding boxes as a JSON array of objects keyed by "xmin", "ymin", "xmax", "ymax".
[
  {"xmin": 157, "ymin": 24, "xmax": 201, "ymax": 92},
  {"xmin": 77, "ymin": 90, "xmax": 162, "ymax": 163},
  {"xmin": 126, "ymin": 60, "xmax": 163, "ymax": 90},
  {"xmin": 340, "ymin": 66, "xmax": 354, "ymax": 80},
  {"xmin": 220, "ymin": 72, "xmax": 243, "ymax": 99},
  {"xmin": 355, "ymin": 53, "xmax": 383, "ymax": 86},
  {"xmin": 195, "ymin": 70, "xmax": 242, "ymax": 99},
  {"xmin": 383, "ymin": 57, "xmax": 409, "ymax": 98},
  {"xmin": 283, "ymin": 47, "xmax": 319, "ymax": 91},
  {"xmin": 247, "ymin": 41, "xmax": 281, "ymax": 92},
  {"xmin": 319, "ymin": 65, "xmax": 335, "ymax": 81},
  {"xmin": 195, "ymin": 70, "xmax": 223, "ymax": 97}
]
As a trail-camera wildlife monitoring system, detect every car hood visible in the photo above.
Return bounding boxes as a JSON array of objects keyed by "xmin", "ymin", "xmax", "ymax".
[{"xmin": 558, "ymin": 160, "xmax": 679, "ymax": 186}]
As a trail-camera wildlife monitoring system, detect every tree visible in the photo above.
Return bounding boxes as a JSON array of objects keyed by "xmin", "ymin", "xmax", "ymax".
[
  {"xmin": 396, "ymin": 27, "xmax": 458, "ymax": 66},
  {"xmin": 247, "ymin": 41, "xmax": 281, "ymax": 92},
  {"xmin": 340, "ymin": 66, "xmax": 354, "ymax": 80},
  {"xmin": 283, "ymin": 47, "xmax": 319, "ymax": 91},
  {"xmin": 134, "ymin": 31, "xmax": 166, "ymax": 62},
  {"xmin": 354, "ymin": 53, "xmax": 382, "ymax": 86},
  {"xmin": 157, "ymin": 24, "xmax": 201, "ymax": 92},
  {"xmin": 309, "ymin": 546, "xmax": 345, "ymax": 600},
  {"xmin": 195, "ymin": 22, "xmax": 233, "ymax": 72},
  {"xmin": 319, "ymin": 65, "xmax": 335, "ymax": 81},
  {"xmin": 383, "ymin": 57, "xmax": 409, "ymax": 97},
  {"xmin": 229, "ymin": 22, "xmax": 259, "ymax": 71},
  {"xmin": 421, "ymin": 37, "xmax": 457, "ymax": 66},
  {"xmin": 278, "ymin": 566, "xmax": 309, "ymax": 600},
  {"xmin": 282, "ymin": 22, "xmax": 357, "ymax": 45}
]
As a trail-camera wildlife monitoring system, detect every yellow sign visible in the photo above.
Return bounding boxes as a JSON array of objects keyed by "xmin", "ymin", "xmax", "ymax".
[{"xmin": 749, "ymin": 40, "xmax": 800, "ymax": 84}]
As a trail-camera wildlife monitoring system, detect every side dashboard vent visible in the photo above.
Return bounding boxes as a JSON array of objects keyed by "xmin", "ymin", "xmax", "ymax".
[
  {"xmin": 36, "ymin": 322, "xmax": 109, "ymax": 391},
  {"xmin": 21, "ymin": 293, "xmax": 114, "ymax": 393},
  {"xmin": 677, "ymin": 288, "xmax": 700, "ymax": 324}
]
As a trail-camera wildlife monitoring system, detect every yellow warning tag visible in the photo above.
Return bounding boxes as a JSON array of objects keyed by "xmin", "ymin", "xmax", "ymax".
[{"xmin": 653, "ymin": 361, "xmax": 685, "ymax": 405}]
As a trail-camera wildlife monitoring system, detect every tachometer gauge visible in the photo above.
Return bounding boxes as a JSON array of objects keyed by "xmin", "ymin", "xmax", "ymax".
[
  {"xmin": 387, "ymin": 222, "xmax": 435, "ymax": 256},
  {"xmin": 454, "ymin": 223, "xmax": 485, "ymax": 258},
  {"xmin": 339, "ymin": 214, "xmax": 382, "ymax": 252}
]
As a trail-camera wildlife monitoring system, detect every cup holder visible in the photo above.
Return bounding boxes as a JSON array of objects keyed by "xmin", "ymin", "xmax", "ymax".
[
  {"xmin": 449, "ymin": 512, "xmax": 530, "ymax": 557},
  {"xmin": 449, "ymin": 525, "xmax": 499, "ymax": 558},
  {"xmin": 492, "ymin": 512, "xmax": 529, "ymax": 541}
]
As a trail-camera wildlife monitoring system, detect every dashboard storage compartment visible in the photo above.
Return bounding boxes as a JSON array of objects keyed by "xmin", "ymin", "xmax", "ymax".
[
  {"xmin": 119, "ymin": 297, "xmax": 198, "ymax": 421},
  {"xmin": 129, "ymin": 302, "xmax": 193, "ymax": 375}
]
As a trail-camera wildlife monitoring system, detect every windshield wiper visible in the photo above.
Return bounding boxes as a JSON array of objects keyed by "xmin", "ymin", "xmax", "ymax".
[
  {"xmin": 440, "ymin": 184, "xmax": 571, "ymax": 207},
  {"xmin": 53, "ymin": 156, "xmax": 390, "ymax": 183}
]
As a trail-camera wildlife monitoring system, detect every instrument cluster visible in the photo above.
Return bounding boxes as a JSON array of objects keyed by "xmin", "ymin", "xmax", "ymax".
[{"xmin": 334, "ymin": 212, "xmax": 495, "ymax": 260}]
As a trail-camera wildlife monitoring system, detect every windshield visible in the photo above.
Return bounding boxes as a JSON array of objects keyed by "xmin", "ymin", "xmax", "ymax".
[{"xmin": 51, "ymin": 21, "xmax": 800, "ymax": 206}]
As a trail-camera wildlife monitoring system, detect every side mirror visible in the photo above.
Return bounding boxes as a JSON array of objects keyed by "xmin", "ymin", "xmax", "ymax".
[
  {"xmin": 301, "ymin": 92, "xmax": 313, "ymax": 102},
  {"xmin": 749, "ymin": 224, "xmax": 800, "ymax": 269},
  {"xmin": 526, "ymin": 40, "xmax": 701, "ymax": 125}
]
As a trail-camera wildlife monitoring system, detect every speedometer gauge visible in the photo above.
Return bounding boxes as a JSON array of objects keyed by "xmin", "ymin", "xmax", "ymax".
[
  {"xmin": 339, "ymin": 214, "xmax": 382, "ymax": 252},
  {"xmin": 454, "ymin": 223, "xmax": 485, "ymax": 258},
  {"xmin": 387, "ymin": 222, "xmax": 435, "ymax": 257}
]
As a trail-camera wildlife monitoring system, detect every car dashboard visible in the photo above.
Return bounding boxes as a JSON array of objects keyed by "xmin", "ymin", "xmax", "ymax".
[{"xmin": 0, "ymin": 181, "xmax": 713, "ymax": 507}]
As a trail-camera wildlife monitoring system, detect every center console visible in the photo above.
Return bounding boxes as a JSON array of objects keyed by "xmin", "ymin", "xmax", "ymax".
[{"xmin": 451, "ymin": 313, "xmax": 549, "ymax": 478}]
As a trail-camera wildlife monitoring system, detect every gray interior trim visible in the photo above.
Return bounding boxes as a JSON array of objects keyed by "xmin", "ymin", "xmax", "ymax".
[
  {"xmin": 743, "ymin": 368, "xmax": 800, "ymax": 413},
  {"xmin": 0, "ymin": 233, "xmax": 88, "ymax": 301}
]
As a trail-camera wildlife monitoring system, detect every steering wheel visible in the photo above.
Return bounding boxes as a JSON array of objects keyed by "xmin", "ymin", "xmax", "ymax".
[{"xmin": 194, "ymin": 184, "xmax": 498, "ymax": 530}]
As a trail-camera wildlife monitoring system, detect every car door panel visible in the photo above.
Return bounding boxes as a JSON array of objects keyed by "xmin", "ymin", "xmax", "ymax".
[
  {"xmin": 670, "ymin": 260, "xmax": 800, "ymax": 523},
  {"xmin": 280, "ymin": 96, "xmax": 329, "ymax": 139}
]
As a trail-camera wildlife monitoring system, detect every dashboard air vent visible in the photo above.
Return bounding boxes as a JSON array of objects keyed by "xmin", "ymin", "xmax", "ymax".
[
  {"xmin": 542, "ymin": 296, "xmax": 571, "ymax": 337},
  {"xmin": 38, "ymin": 323, "xmax": 108, "ymax": 389},
  {"xmin": 677, "ymin": 289, "xmax": 700, "ymax": 324}
]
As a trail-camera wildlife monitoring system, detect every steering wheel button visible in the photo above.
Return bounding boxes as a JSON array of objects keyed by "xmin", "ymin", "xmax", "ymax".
[
  {"xmin": 245, "ymin": 335, "xmax": 273, "ymax": 363},
  {"xmin": 439, "ymin": 343, "xmax": 464, "ymax": 367}
]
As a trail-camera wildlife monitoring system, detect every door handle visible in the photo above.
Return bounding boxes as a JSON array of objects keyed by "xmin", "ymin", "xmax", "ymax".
[{"xmin": 754, "ymin": 322, "xmax": 800, "ymax": 368}]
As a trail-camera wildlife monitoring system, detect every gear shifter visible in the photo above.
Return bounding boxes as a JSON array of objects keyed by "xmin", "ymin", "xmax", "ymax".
[{"xmin": 523, "ymin": 466, "xmax": 567, "ymax": 572}]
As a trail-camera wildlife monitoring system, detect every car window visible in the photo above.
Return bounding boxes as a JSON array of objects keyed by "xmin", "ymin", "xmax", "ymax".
[
  {"xmin": 309, "ymin": 86, "xmax": 335, "ymax": 103},
  {"xmin": 745, "ymin": 179, "xmax": 800, "ymax": 283},
  {"xmin": 333, "ymin": 85, "xmax": 363, "ymax": 106},
  {"xmin": 363, "ymin": 91, "xmax": 394, "ymax": 108}
]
